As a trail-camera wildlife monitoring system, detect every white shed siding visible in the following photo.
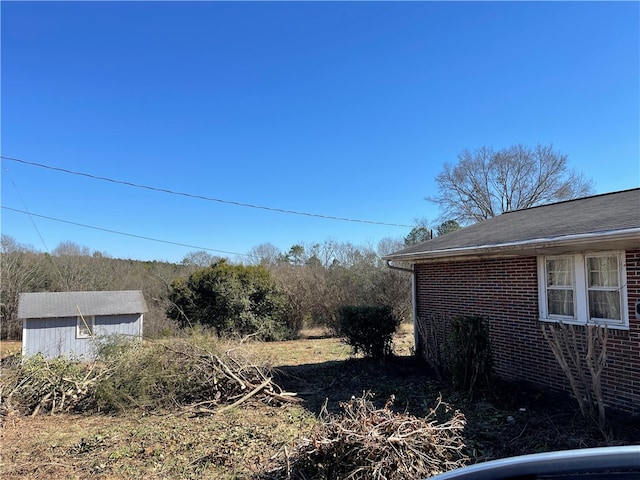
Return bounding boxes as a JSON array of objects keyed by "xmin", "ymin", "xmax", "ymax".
[
  {"xmin": 23, "ymin": 317, "xmax": 80, "ymax": 359},
  {"xmin": 23, "ymin": 313, "xmax": 143, "ymax": 360},
  {"xmin": 95, "ymin": 314, "xmax": 142, "ymax": 337}
]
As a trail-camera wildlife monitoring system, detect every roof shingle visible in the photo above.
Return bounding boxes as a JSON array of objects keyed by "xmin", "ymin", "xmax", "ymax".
[
  {"xmin": 18, "ymin": 290, "xmax": 148, "ymax": 319},
  {"xmin": 386, "ymin": 188, "xmax": 640, "ymax": 261}
]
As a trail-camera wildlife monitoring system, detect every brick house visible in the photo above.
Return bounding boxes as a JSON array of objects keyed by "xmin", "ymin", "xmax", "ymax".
[{"xmin": 385, "ymin": 188, "xmax": 640, "ymax": 413}]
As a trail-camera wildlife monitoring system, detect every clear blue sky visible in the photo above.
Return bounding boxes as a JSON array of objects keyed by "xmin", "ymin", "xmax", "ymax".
[{"xmin": 2, "ymin": 1, "xmax": 639, "ymax": 263}]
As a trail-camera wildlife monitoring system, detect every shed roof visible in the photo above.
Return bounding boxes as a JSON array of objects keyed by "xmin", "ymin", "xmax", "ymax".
[
  {"xmin": 18, "ymin": 290, "xmax": 148, "ymax": 319},
  {"xmin": 385, "ymin": 188, "xmax": 640, "ymax": 262}
]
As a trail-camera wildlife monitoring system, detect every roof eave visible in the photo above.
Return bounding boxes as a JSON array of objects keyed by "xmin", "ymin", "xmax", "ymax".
[{"xmin": 384, "ymin": 228, "xmax": 640, "ymax": 263}]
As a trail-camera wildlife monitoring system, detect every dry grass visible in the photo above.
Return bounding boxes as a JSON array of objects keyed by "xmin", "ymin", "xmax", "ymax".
[
  {"xmin": 247, "ymin": 321, "xmax": 414, "ymax": 366},
  {"xmin": 0, "ymin": 325, "xmax": 416, "ymax": 479},
  {"xmin": 1, "ymin": 404, "xmax": 315, "ymax": 480},
  {"xmin": 0, "ymin": 322, "xmax": 414, "ymax": 363},
  {"xmin": 2, "ymin": 322, "xmax": 639, "ymax": 480},
  {"xmin": 0, "ymin": 341, "xmax": 21, "ymax": 359}
]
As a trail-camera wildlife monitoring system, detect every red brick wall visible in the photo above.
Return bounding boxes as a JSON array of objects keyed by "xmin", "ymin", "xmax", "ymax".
[{"xmin": 414, "ymin": 249, "xmax": 640, "ymax": 413}]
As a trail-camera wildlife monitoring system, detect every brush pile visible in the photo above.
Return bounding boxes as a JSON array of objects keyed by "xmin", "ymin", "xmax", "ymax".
[
  {"xmin": 0, "ymin": 334, "xmax": 299, "ymax": 417},
  {"xmin": 268, "ymin": 392, "xmax": 468, "ymax": 480},
  {"xmin": 0, "ymin": 354, "xmax": 106, "ymax": 417}
]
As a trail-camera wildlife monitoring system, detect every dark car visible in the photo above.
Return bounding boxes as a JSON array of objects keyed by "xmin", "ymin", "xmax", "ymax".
[{"xmin": 429, "ymin": 446, "xmax": 640, "ymax": 480}]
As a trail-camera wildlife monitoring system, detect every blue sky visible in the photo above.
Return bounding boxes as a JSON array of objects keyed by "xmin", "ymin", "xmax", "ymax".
[{"xmin": 2, "ymin": 1, "xmax": 639, "ymax": 263}]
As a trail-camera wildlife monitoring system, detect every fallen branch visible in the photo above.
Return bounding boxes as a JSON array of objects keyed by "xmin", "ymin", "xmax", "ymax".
[
  {"xmin": 217, "ymin": 377, "xmax": 273, "ymax": 414},
  {"xmin": 266, "ymin": 392, "xmax": 467, "ymax": 480},
  {"xmin": 2, "ymin": 335, "xmax": 301, "ymax": 416}
]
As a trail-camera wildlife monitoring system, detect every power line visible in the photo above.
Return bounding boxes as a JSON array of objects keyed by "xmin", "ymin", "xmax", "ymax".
[
  {"xmin": 3, "ymin": 166, "xmax": 72, "ymax": 289},
  {"xmin": 1, "ymin": 155, "xmax": 413, "ymax": 228},
  {"xmin": 1, "ymin": 206, "xmax": 250, "ymax": 258},
  {"xmin": 2, "ymin": 166, "xmax": 52, "ymax": 254}
]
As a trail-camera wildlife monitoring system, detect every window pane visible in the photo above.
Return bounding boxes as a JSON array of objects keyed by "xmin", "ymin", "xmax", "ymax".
[
  {"xmin": 78, "ymin": 317, "xmax": 94, "ymax": 336},
  {"xmin": 589, "ymin": 290, "xmax": 621, "ymax": 320},
  {"xmin": 548, "ymin": 289, "xmax": 574, "ymax": 316},
  {"xmin": 587, "ymin": 256, "xmax": 619, "ymax": 287},
  {"xmin": 546, "ymin": 258, "xmax": 573, "ymax": 286}
]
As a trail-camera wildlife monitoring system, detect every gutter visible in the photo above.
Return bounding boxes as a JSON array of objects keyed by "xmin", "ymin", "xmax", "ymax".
[
  {"xmin": 385, "ymin": 259, "xmax": 414, "ymax": 274},
  {"xmin": 385, "ymin": 228, "xmax": 640, "ymax": 263},
  {"xmin": 386, "ymin": 260, "xmax": 420, "ymax": 354}
]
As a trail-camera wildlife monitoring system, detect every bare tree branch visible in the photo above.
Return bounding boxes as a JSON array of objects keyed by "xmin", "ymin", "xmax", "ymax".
[{"xmin": 427, "ymin": 144, "xmax": 595, "ymax": 224}]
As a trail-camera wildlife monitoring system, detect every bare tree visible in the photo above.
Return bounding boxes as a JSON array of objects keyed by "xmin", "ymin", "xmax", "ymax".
[
  {"xmin": 428, "ymin": 144, "xmax": 595, "ymax": 224},
  {"xmin": 181, "ymin": 250, "xmax": 221, "ymax": 268},
  {"xmin": 0, "ymin": 236, "xmax": 45, "ymax": 339},
  {"xmin": 51, "ymin": 241, "xmax": 91, "ymax": 257},
  {"xmin": 246, "ymin": 243, "xmax": 283, "ymax": 267},
  {"xmin": 49, "ymin": 241, "xmax": 102, "ymax": 291},
  {"xmin": 377, "ymin": 237, "xmax": 404, "ymax": 258}
]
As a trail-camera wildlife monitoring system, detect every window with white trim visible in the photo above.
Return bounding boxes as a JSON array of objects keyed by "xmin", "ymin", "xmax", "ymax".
[
  {"xmin": 76, "ymin": 315, "xmax": 95, "ymax": 338},
  {"xmin": 538, "ymin": 251, "xmax": 628, "ymax": 329}
]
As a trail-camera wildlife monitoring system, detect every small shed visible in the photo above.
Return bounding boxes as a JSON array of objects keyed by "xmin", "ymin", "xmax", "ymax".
[{"xmin": 18, "ymin": 290, "xmax": 147, "ymax": 360}]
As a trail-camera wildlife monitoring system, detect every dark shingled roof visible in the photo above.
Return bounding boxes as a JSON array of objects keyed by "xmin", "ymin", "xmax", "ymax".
[
  {"xmin": 385, "ymin": 188, "xmax": 640, "ymax": 261},
  {"xmin": 18, "ymin": 290, "xmax": 148, "ymax": 319}
]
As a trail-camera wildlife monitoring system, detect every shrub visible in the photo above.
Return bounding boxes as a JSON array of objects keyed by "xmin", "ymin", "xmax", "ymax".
[
  {"xmin": 449, "ymin": 315, "xmax": 492, "ymax": 395},
  {"xmin": 268, "ymin": 392, "xmax": 467, "ymax": 480},
  {"xmin": 166, "ymin": 260, "xmax": 296, "ymax": 341},
  {"xmin": 335, "ymin": 305, "xmax": 400, "ymax": 359}
]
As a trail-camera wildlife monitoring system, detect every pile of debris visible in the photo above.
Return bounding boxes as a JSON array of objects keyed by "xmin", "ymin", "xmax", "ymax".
[
  {"xmin": 267, "ymin": 392, "xmax": 468, "ymax": 480},
  {"xmin": 0, "ymin": 335, "xmax": 300, "ymax": 417}
]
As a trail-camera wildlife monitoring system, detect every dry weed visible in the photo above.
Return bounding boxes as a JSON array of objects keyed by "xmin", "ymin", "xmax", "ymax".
[{"xmin": 266, "ymin": 392, "xmax": 467, "ymax": 480}]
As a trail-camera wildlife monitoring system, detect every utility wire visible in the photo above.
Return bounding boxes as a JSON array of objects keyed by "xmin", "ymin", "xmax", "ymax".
[
  {"xmin": 2, "ymin": 167, "xmax": 52, "ymax": 254},
  {"xmin": 1, "ymin": 156, "xmax": 413, "ymax": 228},
  {"xmin": 1, "ymin": 206, "xmax": 250, "ymax": 258},
  {"xmin": 3, "ymin": 167, "xmax": 81, "ymax": 290}
]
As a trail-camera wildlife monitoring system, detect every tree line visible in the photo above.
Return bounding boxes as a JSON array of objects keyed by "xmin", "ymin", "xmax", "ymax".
[
  {"xmin": 0, "ymin": 235, "xmax": 414, "ymax": 341},
  {"xmin": 2, "ymin": 143, "xmax": 593, "ymax": 341}
]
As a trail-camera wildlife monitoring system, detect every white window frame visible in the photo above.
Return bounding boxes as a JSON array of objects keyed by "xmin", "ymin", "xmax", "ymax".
[
  {"xmin": 76, "ymin": 315, "xmax": 95, "ymax": 338},
  {"xmin": 537, "ymin": 251, "xmax": 629, "ymax": 329}
]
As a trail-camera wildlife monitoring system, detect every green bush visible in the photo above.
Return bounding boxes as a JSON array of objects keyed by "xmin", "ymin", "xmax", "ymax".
[
  {"xmin": 449, "ymin": 315, "xmax": 492, "ymax": 395},
  {"xmin": 166, "ymin": 260, "xmax": 296, "ymax": 341},
  {"xmin": 335, "ymin": 305, "xmax": 400, "ymax": 359}
]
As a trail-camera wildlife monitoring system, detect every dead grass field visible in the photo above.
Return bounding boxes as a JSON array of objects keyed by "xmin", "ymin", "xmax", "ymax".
[
  {"xmin": 1, "ymin": 323, "xmax": 638, "ymax": 480},
  {"xmin": 0, "ymin": 341, "xmax": 21, "ymax": 359}
]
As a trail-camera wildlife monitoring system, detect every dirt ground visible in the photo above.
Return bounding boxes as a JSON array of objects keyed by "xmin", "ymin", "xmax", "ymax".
[{"xmin": 1, "ymin": 324, "xmax": 639, "ymax": 479}]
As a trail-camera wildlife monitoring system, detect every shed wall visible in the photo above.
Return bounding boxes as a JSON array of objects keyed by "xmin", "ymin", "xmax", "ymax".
[
  {"xmin": 414, "ymin": 249, "xmax": 640, "ymax": 413},
  {"xmin": 22, "ymin": 314, "xmax": 142, "ymax": 360}
]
